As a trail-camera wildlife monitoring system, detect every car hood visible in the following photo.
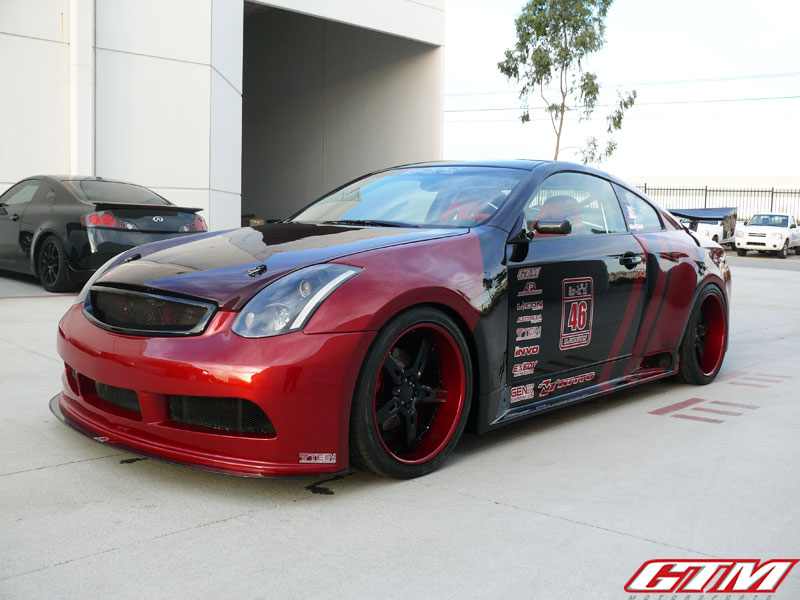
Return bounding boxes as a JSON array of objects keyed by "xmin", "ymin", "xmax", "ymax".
[
  {"xmin": 95, "ymin": 222, "xmax": 468, "ymax": 309},
  {"xmin": 741, "ymin": 225, "xmax": 787, "ymax": 235}
]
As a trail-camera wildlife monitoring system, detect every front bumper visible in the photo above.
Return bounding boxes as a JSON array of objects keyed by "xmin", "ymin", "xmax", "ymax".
[
  {"xmin": 55, "ymin": 304, "xmax": 375, "ymax": 477},
  {"xmin": 735, "ymin": 237, "xmax": 784, "ymax": 251}
]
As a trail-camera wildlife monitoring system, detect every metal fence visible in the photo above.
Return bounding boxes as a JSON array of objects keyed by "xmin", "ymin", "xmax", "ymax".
[{"xmin": 634, "ymin": 185, "xmax": 800, "ymax": 221}]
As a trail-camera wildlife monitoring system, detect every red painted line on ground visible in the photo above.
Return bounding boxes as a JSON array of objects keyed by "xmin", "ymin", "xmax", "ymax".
[
  {"xmin": 649, "ymin": 397, "xmax": 705, "ymax": 416},
  {"xmin": 672, "ymin": 414, "xmax": 723, "ymax": 424},
  {"xmin": 692, "ymin": 407, "xmax": 743, "ymax": 416},
  {"xmin": 742, "ymin": 376, "xmax": 784, "ymax": 383},
  {"xmin": 759, "ymin": 373, "xmax": 793, "ymax": 380},
  {"xmin": 715, "ymin": 370, "xmax": 747, "ymax": 382},
  {"xmin": 0, "ymin": 294, "xmax": 77, "ymax": 300},
  {"xmin": 727, "ymin": 381, "xmax": 770, "ymax": 388},
  {"xmin": 711, "ymin": 400, "xmax": 760, "ymax": 409}
]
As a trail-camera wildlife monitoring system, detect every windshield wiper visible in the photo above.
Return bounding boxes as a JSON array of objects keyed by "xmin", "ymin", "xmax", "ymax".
[{"xmin": 322, "ymin": 219, "xmax": 419, "ymax": 228}]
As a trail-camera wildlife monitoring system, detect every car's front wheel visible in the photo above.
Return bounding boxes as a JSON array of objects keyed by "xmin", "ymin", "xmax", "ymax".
[
  {"xmin": 349, "ymin": 307, "xmax": 472, "ymax": 478},
  {"xmin": 37, "ymin": 235, "xmax": 73, "ymax": 292},
  {"xmin": 778, "ymin": 240, "xmax": 789, "ymax": 259},
  {"xmin": 676, "ymin": 286, "xmax": 727, "ymax": 385}
]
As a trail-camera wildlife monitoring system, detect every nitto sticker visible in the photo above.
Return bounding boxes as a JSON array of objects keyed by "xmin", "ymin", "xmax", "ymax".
[
  {"xmin": 516, "ymin": 326, "xmax": 542, "ymax": 341},
  {"xmin": 517, "ymin": 314, "xmax": 543, "ymax": 324},
  {"xmin": 512, "ymin": 361, "xmax": 538, "ymax": 378},
  {"xmin": 514, "ymin": 345, "xmax": 540, "ymax": 357},
  {"xmin": 518, "ymin": 282, "xmax": 543, "ymax": 297},
  {"xmin": 560, "ymin": 277, "xmax": 593, "ymax": 350},
  {"xmin": 510, "ymin": 384, "xmax": 535, "ymax": 403},
  {"xmin": 538, "ymin": 371, "xmax": 595, "ymax": 398},
  {"xmin": 299, "ymin": 453, "xmax": 337, "ymax": 464},
  {"xmin": 516, "ymin": 300, "xmax": 544, "ymax": 312},
  {"xmin": 517, "ymin": 267, "xmax": 541, "ymax": 281}
]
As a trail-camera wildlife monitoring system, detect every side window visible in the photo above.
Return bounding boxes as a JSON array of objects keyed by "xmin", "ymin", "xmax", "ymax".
[
  {"xmin": 0, "ymin": 181, "xmax": 40, "ymax": 208},
  {"xmin": 524, "ymin": 172, "xmax": 627, "ymax": 235},
  {"xmin": 615, "ymin": 186, "xmax": 663, "ymax": 233}
]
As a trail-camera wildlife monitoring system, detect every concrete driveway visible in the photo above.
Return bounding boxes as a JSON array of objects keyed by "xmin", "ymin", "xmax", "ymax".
[{"xmin": 1, "ymin": 252, "xmax": 799, "ymax": 599}]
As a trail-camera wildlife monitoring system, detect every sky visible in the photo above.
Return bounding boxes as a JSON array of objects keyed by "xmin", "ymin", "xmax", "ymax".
[{"xmin": 443, "ymin": 0, "xmax": 800, "ymax": 182}]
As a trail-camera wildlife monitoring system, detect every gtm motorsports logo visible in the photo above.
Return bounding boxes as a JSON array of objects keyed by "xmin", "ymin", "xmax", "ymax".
[{"xmin": 624, "ymin": 559, "xmax": 798, "ymax": 597}]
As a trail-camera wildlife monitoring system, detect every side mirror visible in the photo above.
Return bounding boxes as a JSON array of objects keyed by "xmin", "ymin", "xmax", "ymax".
[{"xmin": 534, "ymin": 219, "xmax": 572, "ymax": 235}]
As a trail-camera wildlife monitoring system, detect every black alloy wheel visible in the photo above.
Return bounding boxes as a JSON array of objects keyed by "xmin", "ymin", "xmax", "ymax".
[
  {"xmin": 349, "ymin": 307, "xmax": 472, "ymax": 479},
  {"xmin": 37, "ymin": 235, "xmax": 72, "ymax": 292}
]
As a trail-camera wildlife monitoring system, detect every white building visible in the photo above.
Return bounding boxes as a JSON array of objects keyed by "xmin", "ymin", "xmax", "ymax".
[{"xmin": 0, "ymin": 0, "xmax": 445, "ymax": 229}]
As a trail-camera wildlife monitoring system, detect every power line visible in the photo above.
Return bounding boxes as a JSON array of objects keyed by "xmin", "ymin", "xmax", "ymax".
[
  {"xmin": 444, "ymin": 94, "xmax": 800, "ymax": 113},
  {"xmin": 445, "ymin": 71, "xmax": 800, "ymax": 97}
]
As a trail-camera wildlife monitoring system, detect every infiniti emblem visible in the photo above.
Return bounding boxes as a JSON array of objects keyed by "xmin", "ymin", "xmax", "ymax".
[{"xmin": 152, "ymin": 216, "xmax": 164, "ymax": 222}]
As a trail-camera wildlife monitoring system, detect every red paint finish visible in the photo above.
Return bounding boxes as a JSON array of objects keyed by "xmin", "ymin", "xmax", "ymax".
[
  {"xmin": 692, "ymin": 407, "xmax": 743, "ymax": 416},
  {"xmin": 727, "ymin": 381, "xmax": 770, "ymax": 389},
  {"xmin": 671, "ymin": 414, "xmax": 723, "ymax": 424},
  {"xmin": 711, "ymin": 400, "xmax": 760, "ymax": 409},
  {"xmin": 57, "ymin": 304, "xmax": 375, "ymax": 476}
]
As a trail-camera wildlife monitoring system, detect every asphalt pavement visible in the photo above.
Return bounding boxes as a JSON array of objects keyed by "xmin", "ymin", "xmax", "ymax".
[{"xmin": 1, "ymin": 251, "xmax": 798, "ymax": 599}]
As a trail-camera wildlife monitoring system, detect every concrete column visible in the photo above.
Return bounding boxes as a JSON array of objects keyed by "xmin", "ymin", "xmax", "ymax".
[{"xmin": 69, "ymin": 0, "xmax": 94, "ymax": 175}]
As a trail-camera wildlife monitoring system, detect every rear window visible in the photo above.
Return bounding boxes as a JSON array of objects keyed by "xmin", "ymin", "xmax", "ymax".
[{"xmin": 64, "ymin": 180, "xmax": 171, "ymax": 205}]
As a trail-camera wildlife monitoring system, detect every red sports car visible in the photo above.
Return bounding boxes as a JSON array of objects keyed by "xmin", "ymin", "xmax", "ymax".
[{"xmin": 52, "ymin": 161, "xmax": 731, "ymax": 479}]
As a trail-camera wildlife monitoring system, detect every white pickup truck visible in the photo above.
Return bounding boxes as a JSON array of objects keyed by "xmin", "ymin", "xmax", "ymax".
[{"xmin": 735, "ymin": 213, "xmax": 800, "ymax": 258}]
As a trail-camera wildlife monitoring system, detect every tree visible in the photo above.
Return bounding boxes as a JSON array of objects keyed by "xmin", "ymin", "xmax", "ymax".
[{"xmin": 498, "ymin": 0, "xmax": 636, "ymax": 163}]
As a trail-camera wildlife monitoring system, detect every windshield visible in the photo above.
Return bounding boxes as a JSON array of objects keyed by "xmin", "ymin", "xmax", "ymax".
[
  {"xmin": 64, "ymin": 180, "xmax": 172, "ymax": 205},
  {"xmin": 290, "ymin": 166, "xmax": 527, "ymax": 228},
  {"xmin": 747, "ymin": 214, "xmax": 788, "ymax": 227}
]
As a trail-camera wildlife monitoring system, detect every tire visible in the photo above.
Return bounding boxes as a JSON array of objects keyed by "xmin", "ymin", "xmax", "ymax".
[
  {"xmin": 37, "ymin": 235, "xmax": 73, "ymax": 292},
  {"xmin": 349, "ymin": 307, "xmax": 472, "ymax": 478},
  {"xmin": 736, "ymin": 248, "xmax": 747, "ymax": 257},
  {"xmin": 778, "ymin": 240, "xmax": 789, "ymax": 259},
  {"xmin": 795, "ymin": 246, "xmax": 800, "ymax": 255},
  {"xmin": 676, "ymin": 286, "xmax": 727, "ymax": 385},
  {"xmin": 712, "ymin": 235, "xmax": 719, "ymax": 243}
]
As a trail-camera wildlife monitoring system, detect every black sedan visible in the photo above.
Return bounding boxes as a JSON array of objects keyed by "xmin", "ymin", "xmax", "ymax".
[{"xmin": 0, "ymin": 176, "xmax": 207, "ymax": 292}]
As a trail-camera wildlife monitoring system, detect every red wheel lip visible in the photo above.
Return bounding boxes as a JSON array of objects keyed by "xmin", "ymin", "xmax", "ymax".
[
  {"xmin": 373, "ymin": 322, "xmax": 466, "ymax": 466},
  {"xmin": 697, "ymin": 293, "xmax": 726, "ymax": 376}
]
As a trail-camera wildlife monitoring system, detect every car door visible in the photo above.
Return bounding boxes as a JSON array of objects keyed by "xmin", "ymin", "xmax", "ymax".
[
  {"xmin": 790, "ymin": 217, "xmax": 799, "ymax": 247},
  {"xmin": 505, "ymin": 172, "xmax": 647, "ymax": 408},
  {"xmin": 0, "ymin": 180, "xmax": 42, "ymax": 266}
]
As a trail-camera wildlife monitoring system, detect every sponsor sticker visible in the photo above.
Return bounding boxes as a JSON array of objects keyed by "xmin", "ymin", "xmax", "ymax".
[
  {"xmin": 512, "ymin": 361, "xmax": 537, "ymax": 378},
  {"xmin": 518, "ymin": 282, "xmax": 543, "ymax": 297},
  {"xmin": 625, "ymin": 559, "xmax": 799, "ymax": 594},
  {"xmin": 516, "ymin": 326, "xmax": 542, "ymax": 341},
  {"xmin": 517, "ymin": 266, "xmax": 541, "ymax": 281},
  {"xmin": 514, "ymin": 345, "xmax": 540, "ymax": 357},
  {"xmin": 516, "ymin": 300, "xmax": 543, "ymax": 312},
  {"xmin": 510, "ymin": 384, "xmax": 535, "ymax": 403},
  {"xmin": 299, "ymin": 453, "xmax": 337, "ymax": 464},
  {"xmin": 538, "ymin": 371, "xmax": 595, "ymax": 398},
  {"xmin": 516, "ymin": 314, "xmax": 543, "ymax": 324},
  {"xmin": 560, "ymin": 277, "xmax": 593, "ymax": 350}
]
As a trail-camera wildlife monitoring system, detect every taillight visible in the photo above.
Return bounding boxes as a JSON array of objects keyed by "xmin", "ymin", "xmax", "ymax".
[
  {"xmin": 82, "ymin": 211, "xmax": 138, "ymax": 230},
  {"xmin": 179, "ymin": 215, "xmax": 207, "ymax": 232}
]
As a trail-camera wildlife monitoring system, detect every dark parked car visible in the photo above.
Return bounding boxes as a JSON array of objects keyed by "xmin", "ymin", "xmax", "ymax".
[
  {"xmin": 53, "ymin": 161, "xmax": 731, "ymax": 479},
  {"xmin": 0, "ymin": 176, "xmax": 207, "ymax": 291}
]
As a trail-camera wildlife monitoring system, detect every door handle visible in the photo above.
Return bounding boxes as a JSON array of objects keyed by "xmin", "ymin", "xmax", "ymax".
[
  {"xmin": 619, "ymin": 252, "xmax": 642, "ymax": 268},
  {"xmin": 10, "ymin": 214, "xmax": 20, "ymax": 222}
]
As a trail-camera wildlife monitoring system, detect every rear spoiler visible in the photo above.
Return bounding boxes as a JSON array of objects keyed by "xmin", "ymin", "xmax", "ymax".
[{"xmin": 90, "ymin": 202, "xmax": 202, "ymax": 213}]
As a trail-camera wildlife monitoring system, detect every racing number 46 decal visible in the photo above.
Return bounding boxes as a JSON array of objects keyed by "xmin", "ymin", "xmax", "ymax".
[{"xmin": 560, "ymin": 277, "xmax": 593, "ymax": 350}]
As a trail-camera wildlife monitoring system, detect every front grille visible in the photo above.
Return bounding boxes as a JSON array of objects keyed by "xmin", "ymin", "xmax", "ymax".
[
  {"xmin": 749, "ymin": 233, "xmax": 766, "ymax": 238},
  {"xmin": 95, "ymin": 382, "xmax": 140, "ymax": 412},
  {"xmin": 749, "ymin": 242, "xmax": 766, "ymax": 246},
  {"xmin": 168, "ymin": 395, "xmax": 276, "ymax": 436},
  {"xmin": 84, "ymin": 287, "xmax": 216, "ymax": 336}
]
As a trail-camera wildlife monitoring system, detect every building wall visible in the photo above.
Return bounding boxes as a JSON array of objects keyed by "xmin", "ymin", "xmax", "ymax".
[
  {"xmin": 0, "ymin": 0, "xmax": 71, "ymax": 195},
  {"xmin": 241, "ymin": 9, "xmax": 443, "ymax": 219}
]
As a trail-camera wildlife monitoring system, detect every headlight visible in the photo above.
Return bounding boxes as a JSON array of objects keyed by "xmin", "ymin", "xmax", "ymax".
[
  {"xmin": 769, "ymin": 232, "xmax": 783, "ymax": 239},
  {"xmin": 232, "ymin": 264, "xmax": 362, "ymax": 338},
  {"xmin": 735, "ymin": 230, "xmax": 744, "ymax": 237}
]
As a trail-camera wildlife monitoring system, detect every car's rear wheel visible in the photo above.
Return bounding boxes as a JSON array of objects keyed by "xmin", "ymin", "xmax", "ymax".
[
  {"xmin": 676, "ymin": 286, "xmax": 727, "ymax": 385},
  {"xmin": 778, "ymin": 240, "xmax": 789, "ymax": 259},
  {"xmin": 736, "ymin": 248, "xmax": 747, "ymax": 256},
  {"xmin": 37, "ymin": 235, "xmax": 73, "ymax": 292},
  {"xmin": 349, "ymin": 307, "xmax": 472, "ymax": 478}
]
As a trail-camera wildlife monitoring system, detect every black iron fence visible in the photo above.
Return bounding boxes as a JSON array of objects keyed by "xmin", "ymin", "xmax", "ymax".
[{"xmin": 634, "ymin": 185, "xmax": 800, "ymax": 221}]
